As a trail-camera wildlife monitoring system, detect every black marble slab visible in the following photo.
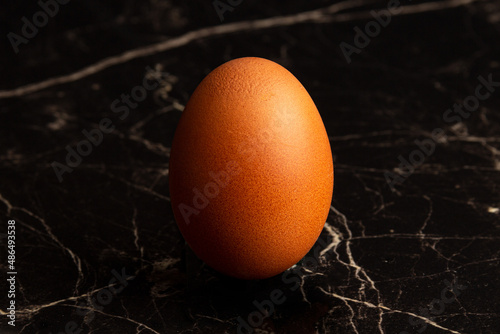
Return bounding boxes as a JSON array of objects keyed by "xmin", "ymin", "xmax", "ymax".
[{"xmin": 1, "ymin": 0, "xmax": 500, "ymax": 333}]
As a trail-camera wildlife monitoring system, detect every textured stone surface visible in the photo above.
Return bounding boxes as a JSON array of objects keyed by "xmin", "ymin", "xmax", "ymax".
[{"xmin": 1, "ymin": 1, "xmax": 499, "ymax": 333}]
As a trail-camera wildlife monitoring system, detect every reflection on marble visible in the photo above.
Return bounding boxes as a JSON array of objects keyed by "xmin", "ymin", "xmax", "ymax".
[{"xmin": 0, "ymin": 0, "xmax": 499, "ymax": 333}]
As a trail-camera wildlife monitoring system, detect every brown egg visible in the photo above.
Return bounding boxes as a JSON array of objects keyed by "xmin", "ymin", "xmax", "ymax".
[{"xmin": 169, "ymin": 57, "xmax": 333, "ymax": 279}]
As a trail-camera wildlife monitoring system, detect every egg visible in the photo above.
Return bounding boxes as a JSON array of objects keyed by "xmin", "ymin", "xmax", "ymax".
[{"xmin": 169, "ymin": 57, "xmax": 333, "ymax": 280}]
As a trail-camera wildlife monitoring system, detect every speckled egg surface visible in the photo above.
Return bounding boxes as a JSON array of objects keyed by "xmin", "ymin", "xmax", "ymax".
[{"xmin": 169, "ymin": 57, "xmax": 333, "ymax": 280}]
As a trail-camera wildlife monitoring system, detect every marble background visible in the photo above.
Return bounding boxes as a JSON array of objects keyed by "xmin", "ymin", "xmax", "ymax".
[{"xmin": 1, "ymin": 0, "xmax": 499, "ymax": 333}]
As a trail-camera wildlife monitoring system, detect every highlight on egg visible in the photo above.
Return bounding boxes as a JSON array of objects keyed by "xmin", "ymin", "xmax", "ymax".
[{"xmin": 169, "ymin": 57, "xmax": 333, "ymax": 279}]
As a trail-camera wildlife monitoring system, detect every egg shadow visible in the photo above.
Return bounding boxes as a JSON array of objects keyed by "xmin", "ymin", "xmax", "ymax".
[{"xmin": 170, "ymin": 230, "xmax": 340, "ymax": 333}]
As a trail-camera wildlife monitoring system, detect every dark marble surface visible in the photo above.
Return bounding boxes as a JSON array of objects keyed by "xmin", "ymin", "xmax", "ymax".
[{"xmin": 1, "ymin": 0, "xmax": 500, "ymax": 333}]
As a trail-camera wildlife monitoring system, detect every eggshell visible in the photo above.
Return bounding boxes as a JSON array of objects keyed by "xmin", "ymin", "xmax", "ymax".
[{"xmin": 169, "ymin": 57, "xmax": 333, "ymax": 280}]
